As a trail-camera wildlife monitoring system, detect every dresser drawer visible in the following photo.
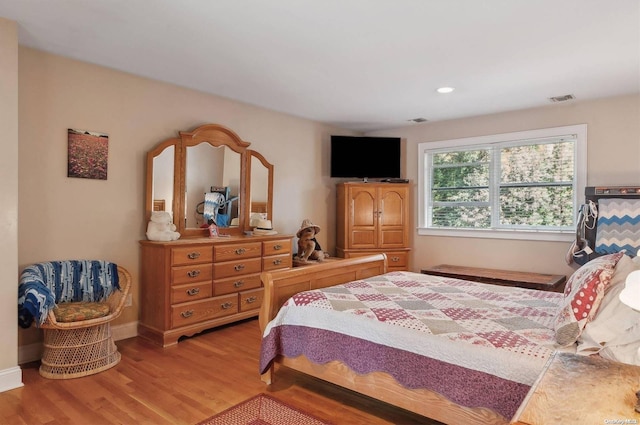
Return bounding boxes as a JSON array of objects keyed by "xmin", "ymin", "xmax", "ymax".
[
  {"xmin": 171, "ymin": 294, "xmax": 238, "ymax": 328},
  {"xmin": 262, "ymin": 253, "xmax": 292, "ymax": 271},
  {"xmin": 344, "ymin": 250, "xmax": 409, "ymax": 271},
  {"xmin": 171, "ymin": 282, "xmax": 212, "ymax": 304},
  {"xmin": 213, "ymin": 242, "xmax": 262, "ymax": 262},
  {"xmin": 385, "ymin": 251, "xmax": 408, "ymax": 269},
  {"xmin": 213, "ymin": 273, "xmax": 261, "ymax": 296},
  {"xmin": 171, "ymin": 264, "xmax": 213, "ymax": 285},
  {"xmin": 239, "ymin": 288, "xmax": 263, "ymax": 312},
  {"xmin": 263, "ymin": 239, "xmax": 291, "ymax": 256},
  {"xmin": 213, "ymin": 257, "xmax": 262, "ymax": 279},
  {"xmin": 171, "ymin": 246, "xmax": 213, "ymax": 266}
]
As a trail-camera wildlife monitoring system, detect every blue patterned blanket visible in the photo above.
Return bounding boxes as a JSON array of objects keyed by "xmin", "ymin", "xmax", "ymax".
[
  {"xmin": 18, "ymin": 260, "xmax": 120, "ymax": 328},
  {"xmin": 595, "ymin": 198, "xmax": 640, "ymax": 256}
]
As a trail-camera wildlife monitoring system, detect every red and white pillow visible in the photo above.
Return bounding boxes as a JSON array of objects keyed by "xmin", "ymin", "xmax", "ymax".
[
  {"xmin": 554, "ymin": 252, "xmax": 624, "ymax": 346},
  {"xmin": 576, "ymin": 254, "xmax": 640, "ymax": 365}
]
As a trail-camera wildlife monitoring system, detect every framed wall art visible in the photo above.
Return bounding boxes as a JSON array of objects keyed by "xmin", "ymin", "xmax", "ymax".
[{"xmin": 67, "ymin": 128, "xmax": 109, "ymax": 180}]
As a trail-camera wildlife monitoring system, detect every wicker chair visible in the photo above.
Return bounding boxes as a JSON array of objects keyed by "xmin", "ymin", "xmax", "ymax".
[{"xmin": 19, "ymin": 261, "xmax": 131, "ymax": 379}]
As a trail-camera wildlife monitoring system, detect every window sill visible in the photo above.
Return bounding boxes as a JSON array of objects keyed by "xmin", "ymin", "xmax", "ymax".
[{"xmin": 417, "ymin": 227, "xmax": 574, "ymax": 242}]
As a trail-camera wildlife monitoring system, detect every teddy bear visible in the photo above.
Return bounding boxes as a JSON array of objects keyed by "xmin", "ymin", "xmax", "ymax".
[
  {"xmin": 296, "ymin": 219, "xmax": 329, "ymax": 263},
  {"xmin": 146, "ymin": 211, "xmax": 180, "ymax": 241}
]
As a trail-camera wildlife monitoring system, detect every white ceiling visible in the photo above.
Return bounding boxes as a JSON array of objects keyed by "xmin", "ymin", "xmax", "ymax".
[{"xmin": 1, "ymin": 0, "xmax": 639, "ymax": 132}]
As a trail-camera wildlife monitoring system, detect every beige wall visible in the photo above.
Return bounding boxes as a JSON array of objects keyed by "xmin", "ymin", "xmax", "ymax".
[
  {"xmin": 368, "ymin": 94, "xmax": 640, "ymax": 277},
  {"xmin": 16, "ymin": 47, "xmax": 355, "ymax": 349},
  {"xmin": 7, "ymin": 35, "xmax": 640, "ymax": 371},
  {"xmin": 0, "ymin": 18, "xmax": 21, "ymax": 391}
]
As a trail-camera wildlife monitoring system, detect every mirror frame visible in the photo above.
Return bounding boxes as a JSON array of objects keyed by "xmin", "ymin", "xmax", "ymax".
[
  {"xmin": 247, "ymin": 150, "xmax": 274, "ymax": 228},
  {"xmin": 145, "ymin": 137, "xmax": 181, "ymax": 227},
  {"xmin": 146, "ymin": 123, "xmax": 273, "ymax": 239}
]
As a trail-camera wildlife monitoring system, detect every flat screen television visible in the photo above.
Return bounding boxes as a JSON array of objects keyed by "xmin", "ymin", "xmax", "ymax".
[{"xmin": 330, "ymin": 135, "xmax": 401, "ymax": 179}]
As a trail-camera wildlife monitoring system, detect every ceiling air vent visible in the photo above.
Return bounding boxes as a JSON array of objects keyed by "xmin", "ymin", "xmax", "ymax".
[
  {"xmin": 548, "ymin": 94, "xmax": 575, "ymax": 103},
  {"xmin": 408, "ymin": 117, "xmax": 428, "ymax": 123}
]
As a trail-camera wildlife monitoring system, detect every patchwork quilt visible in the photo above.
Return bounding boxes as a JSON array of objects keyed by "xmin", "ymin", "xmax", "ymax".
[{"xmin": 260, "ymin": 271, "xmax": 566, "ymax": 420}]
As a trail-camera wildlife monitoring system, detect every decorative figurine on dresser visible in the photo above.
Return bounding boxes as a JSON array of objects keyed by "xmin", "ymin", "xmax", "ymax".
[{"xmin": 140, "ymin": 123, "xmax": 292, "ymax": 347}]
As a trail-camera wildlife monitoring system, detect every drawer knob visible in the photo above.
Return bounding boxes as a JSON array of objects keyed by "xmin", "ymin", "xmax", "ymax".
[
  {"xmin": 180, "ymin": 309, "xmax": 194, "ymax": 318},
  {"xmin": 391, "ymin": 256, "xmax": 400, "ymax": 262},
  {"xmin": 186, "ymin": 288, "xmax": 200, "ymax": 296},
  {"xmin": 234, "ymin": 264, "xmax": 245, "ymax": 271},
  {"xmin": 273, "ymin": 244, "xmax": 282, "ymax": 250},
  {"xmin": 246, "ymin": 296, "xmax": 258, "ymax": 304},
  {"xmin": 221, "ymin": 302, "xmax": 233, "ymax": 310},
  {"xmin": 234, "ymin": 280, "xmax": 244, "ymax": 288},
  {"xmin": 273, "ymin": 259, "xmax": 282, "ymax": 265},
  {"xmin": 187, "ymin": 270, "xmax": 201, "ymax": 278},
  {"xmin": 187, "ymin": 252, "xmax": 201, "ymax": 260},
  {"xmin": 235, "ymin": 248, "xmax": 246, "ymax": 255}
]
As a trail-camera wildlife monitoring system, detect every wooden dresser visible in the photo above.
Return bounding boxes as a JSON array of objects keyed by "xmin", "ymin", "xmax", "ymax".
[
  {"xmin": 139, "ymin": 235, "xmax": 292, "ymax": 346},
  {"xmin": 336, "ymin": 182, "xmax": 411, "ymax": 271}
]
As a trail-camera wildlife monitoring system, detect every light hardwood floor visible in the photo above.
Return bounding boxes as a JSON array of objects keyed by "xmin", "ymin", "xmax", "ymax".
[{"xmin": 1, "ymin": 318, "xmax": 441, "ymax": 425}]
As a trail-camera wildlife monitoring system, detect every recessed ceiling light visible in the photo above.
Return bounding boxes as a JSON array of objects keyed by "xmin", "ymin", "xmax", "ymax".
[{"xmin": 437, "ymin": 87, "xmax": 455, "ymax": 94}]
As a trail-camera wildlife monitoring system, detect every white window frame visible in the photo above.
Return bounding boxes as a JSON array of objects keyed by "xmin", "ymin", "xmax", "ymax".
[{"xmin": 417, "ymin": 124, "xmax": 587, "ymax": 241}]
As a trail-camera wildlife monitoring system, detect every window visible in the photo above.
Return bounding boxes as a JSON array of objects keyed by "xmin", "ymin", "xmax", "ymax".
[{"xmin": 418, "ymin": 125, "xmax": 586, "ymax": 241}]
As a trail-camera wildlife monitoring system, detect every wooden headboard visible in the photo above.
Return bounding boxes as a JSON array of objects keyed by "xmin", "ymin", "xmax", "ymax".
[
  {"xmin": 259, "ymin": 254, "xmax": 387, "ymax": 332},
  {"xmin": 582, "ymin": 186, "xmax": 640, "ymax": 256}
]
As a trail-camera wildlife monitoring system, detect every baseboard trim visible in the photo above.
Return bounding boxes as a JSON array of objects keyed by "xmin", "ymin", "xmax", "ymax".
[
  {"xmin": 112, "ymin": 320, "xmax": 138, "ymax": 341},
  {"xmin": 0, "ymin": 366, "xmax": 23, "ymax": 393},
  {"xmin": 18, "ymin": 320, "xmax": 139, "ymax": 365},
  {"xmin": 18, "ymin": 341, "xmax": 43, "ymax": 365}
]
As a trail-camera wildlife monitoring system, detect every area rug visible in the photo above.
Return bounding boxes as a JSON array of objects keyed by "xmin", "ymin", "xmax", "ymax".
[{"xmin": 197, "ymin": 393, "xmax": 332, "ymax": 425}]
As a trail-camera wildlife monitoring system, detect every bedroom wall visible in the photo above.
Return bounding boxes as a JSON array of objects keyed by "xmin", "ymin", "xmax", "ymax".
[
  {"xmin": 6, "ymin": 35, "xmax": 639, "ymax": 373},
  {"xmin": 0, "ymin": 18, "xmax": 21, "ymax": 392},
  {"xmin": 14, "ymin": 46, "xmax": 355, "ymax": 358},
  {"xmin": 368, "ymin": 94, "xmax": 640, "ymax": 277}
]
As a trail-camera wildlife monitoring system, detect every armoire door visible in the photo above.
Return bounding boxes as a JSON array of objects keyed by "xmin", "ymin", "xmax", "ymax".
[
  {"xmin": 378, "ymin": 186, "xmax": 409, "ymax": 249},
  {"xmin": 348, "ymin": 186, "xmax": 378, "ymax": 249}
]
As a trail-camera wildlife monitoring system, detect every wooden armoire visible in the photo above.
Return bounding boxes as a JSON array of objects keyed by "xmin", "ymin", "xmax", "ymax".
[{"xmin": 336, "ymin": 182, "xmax": 411, "ymax": 271}]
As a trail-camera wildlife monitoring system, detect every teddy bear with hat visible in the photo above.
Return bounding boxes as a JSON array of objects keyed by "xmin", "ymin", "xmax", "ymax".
[{"xmin": 296, "ymin": 219, "xmax": 329, "ymax": 263}]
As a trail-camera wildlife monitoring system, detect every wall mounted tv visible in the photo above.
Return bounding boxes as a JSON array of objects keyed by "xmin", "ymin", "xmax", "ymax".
[{"xmin": 330, "ymin": 135, "xmax": 401, "ymax": 180}]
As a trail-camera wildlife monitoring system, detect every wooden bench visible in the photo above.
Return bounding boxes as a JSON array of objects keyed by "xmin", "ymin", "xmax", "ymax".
[{"xmin": 421, "ymin": 264, "xmax": 566, "ymax": 292}]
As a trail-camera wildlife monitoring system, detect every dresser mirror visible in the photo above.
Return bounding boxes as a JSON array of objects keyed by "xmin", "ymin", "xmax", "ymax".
[
  {"xmin": 184, "ymin": 144, "xmax": 241, "ymax": 229},
  {"xmin": 248, "ymin": 150, "xmax": 273, "ymax": 227},
  {"xmin": 147, "ymin": 138, "xmax": 179, "ymax": 215},
  {"xmin": 145, "ymin": 124, "xmax": 273, "ymax": 238}
]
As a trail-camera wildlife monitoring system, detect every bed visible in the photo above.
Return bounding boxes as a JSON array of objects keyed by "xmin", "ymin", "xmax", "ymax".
[{"xmin": 259, "ymin": 250, "xmax": 640, "ymax": 424}]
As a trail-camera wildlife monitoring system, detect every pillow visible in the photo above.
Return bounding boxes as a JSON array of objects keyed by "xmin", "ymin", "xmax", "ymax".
[
  {"xmin": 554, "ymin": 252, "xmax": 624, "ymax": 346},
  {"xmin": 53, "ymin": 301, "xmax": 110, "ymax": 322},
  {"xmin": 576, "ymin": 254, "xmax": 640, "ymax": 365}
]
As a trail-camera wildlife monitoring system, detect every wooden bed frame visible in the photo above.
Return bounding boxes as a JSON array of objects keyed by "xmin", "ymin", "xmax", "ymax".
[{"xmin": 258, "ymin": 254, "xmax": 509, "ymax": 425}]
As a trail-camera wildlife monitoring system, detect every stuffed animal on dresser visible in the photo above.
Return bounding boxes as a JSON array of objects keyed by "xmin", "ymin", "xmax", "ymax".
[
  {"xmin": 296, "ymin": 219, "xmax": 328, "ymax": 262},
  {"xmin": 146, "ymin": 211, "xmax": 180, "ymax": 241}
]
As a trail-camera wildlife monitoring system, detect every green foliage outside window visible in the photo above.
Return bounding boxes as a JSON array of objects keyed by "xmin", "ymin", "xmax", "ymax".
[{"xmin": 429, "ymin": 139, "xmax": 575, "ymax": 229}]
